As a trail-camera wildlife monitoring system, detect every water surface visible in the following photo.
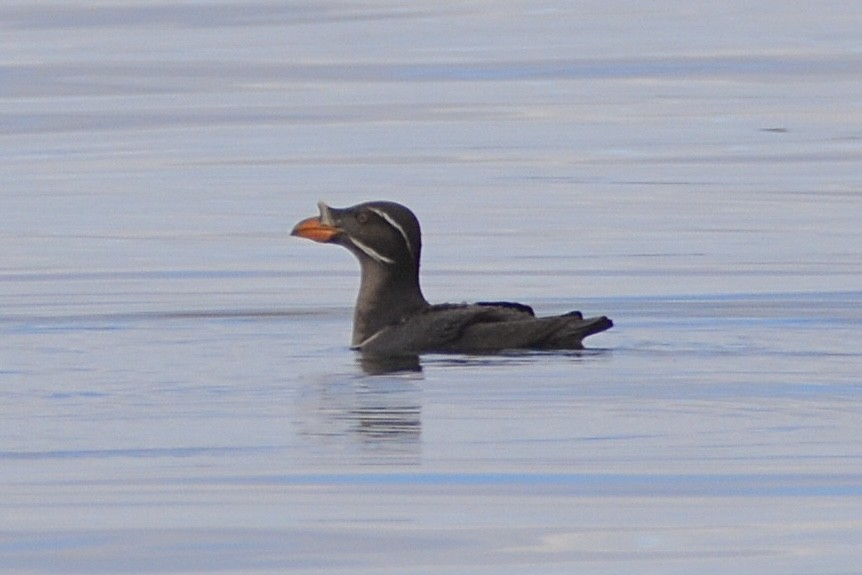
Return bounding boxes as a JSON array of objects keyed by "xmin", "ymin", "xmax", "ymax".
[{"xmin": 2, "ymin": 1, "xmax": 861, "ymax": 573}]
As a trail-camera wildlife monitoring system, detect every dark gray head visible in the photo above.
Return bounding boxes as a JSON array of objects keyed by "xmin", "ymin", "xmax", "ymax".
[
  {"xmin": 292, "ymin": 200, "xmax": 430, "ymax": 345},
  {"xmin": 292, "ymin": 200, "xmax": 422, "ymax": 272}
]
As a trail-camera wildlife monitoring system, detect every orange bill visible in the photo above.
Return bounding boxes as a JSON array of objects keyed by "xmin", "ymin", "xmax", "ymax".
[{"xmin": 291, "ymin": 216, "xmax": 339, "ymax": 243}]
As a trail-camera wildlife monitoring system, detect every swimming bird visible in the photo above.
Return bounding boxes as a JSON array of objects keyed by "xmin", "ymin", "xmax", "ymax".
[{"xmin": 291, "ymin": 200, "xmax": 612, "ymax": 356}]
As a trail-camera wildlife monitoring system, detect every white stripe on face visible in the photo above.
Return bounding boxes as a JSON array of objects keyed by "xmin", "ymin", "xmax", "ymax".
[
  {"xmin": 367, "ymin": 206, "xmax": 414, "ymax": 261},
  {"xmin": 350, "ymin": 237, "xmax": 395, "ymax": 265}
]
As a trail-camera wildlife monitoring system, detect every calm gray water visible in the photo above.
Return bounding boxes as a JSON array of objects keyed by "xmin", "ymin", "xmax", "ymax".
[{"xmin": 2, "ymin": 1, "xmax": 861, "ymax": 573}]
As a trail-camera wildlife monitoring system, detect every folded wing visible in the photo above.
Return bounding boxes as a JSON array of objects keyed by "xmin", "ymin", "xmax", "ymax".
[{"xmin": 356, "ymin": 302, "xmax": 612, "ymax": 355}]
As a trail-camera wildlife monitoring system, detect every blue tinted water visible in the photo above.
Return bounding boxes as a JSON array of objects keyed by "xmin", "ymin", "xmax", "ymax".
[{"xmin": 2, "ymin": 1, "xmax": 861, "ymax": 573}]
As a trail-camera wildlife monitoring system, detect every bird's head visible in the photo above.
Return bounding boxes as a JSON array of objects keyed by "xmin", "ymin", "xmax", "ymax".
[{"xmin": 291, "ymin": 200, "xmax": 422, "ymax": 271}]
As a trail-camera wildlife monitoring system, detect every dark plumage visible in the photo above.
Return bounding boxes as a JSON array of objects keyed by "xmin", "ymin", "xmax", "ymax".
[{"xmin": 291, "ymin": 201, "xmax": 612, "ymax": 356}]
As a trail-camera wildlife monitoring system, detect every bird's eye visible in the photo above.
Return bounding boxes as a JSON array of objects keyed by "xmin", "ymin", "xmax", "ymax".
[{"xmin": 357, "ymin": 211, "xmax": 370, "ymax": 224}]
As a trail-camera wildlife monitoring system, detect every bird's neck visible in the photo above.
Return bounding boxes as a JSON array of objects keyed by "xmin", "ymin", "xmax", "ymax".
[{"xmin": 352, "ymin": 262, "xmax": 428, "ymax": 346}]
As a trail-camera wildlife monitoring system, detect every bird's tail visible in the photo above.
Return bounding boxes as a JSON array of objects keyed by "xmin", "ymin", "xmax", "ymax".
[{"xmin": 542, "ymin": 314, "xmax": 613, "ymax": 349}]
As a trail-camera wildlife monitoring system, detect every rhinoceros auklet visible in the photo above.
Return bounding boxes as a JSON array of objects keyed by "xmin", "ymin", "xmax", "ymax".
[{"xmin": 291, "ymin": 201, "xmax": 612, "ymax": 356}]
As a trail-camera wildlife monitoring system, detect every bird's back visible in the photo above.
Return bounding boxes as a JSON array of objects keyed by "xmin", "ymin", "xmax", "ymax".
[{"xmin": 355, "ymin": 302, "xmax": 612, "ymax": 355}]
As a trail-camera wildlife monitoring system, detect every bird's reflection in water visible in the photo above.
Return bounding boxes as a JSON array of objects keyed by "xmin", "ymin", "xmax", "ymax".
[
  {"xmin": 295, "ymin": 358, "xmax": 423, "ymax": 465},
  {"xmin": 358, "ymin": 353, "xmax": 422, "ymax": 375},
  {"xmin": 352, "ymin": 355, "xmax": 422, "ymax": 450}
]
